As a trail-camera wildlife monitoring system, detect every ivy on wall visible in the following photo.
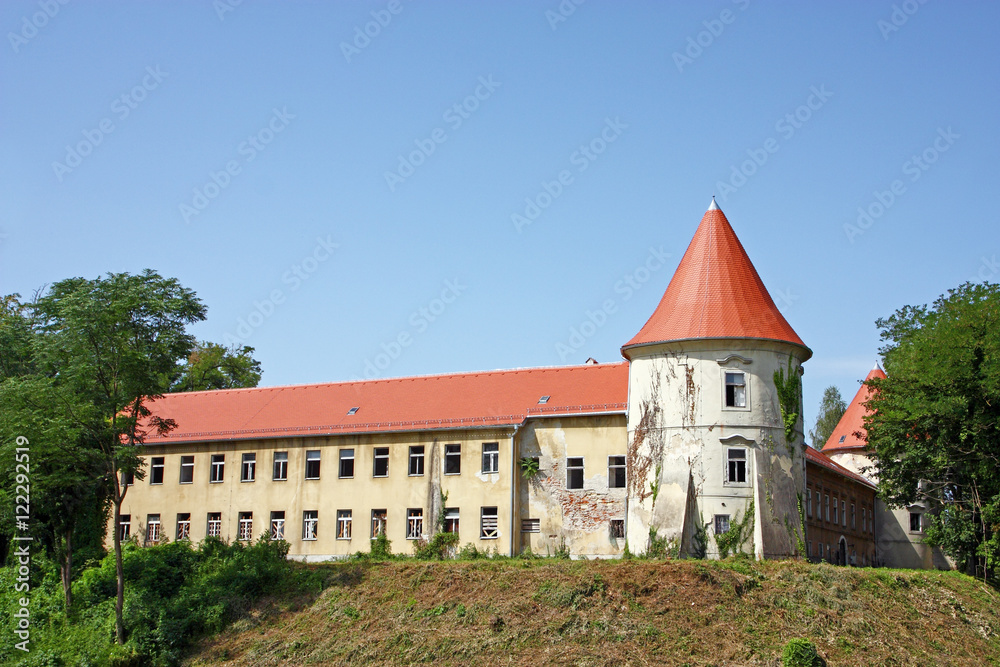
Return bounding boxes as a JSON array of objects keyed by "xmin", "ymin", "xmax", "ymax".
[{"xmin": 773, "ymin": 355, "xmax": 801, "ymax": 448}]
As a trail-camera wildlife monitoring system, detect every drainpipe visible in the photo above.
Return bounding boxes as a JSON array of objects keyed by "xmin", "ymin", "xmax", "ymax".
[{"xmin": 509, "ymin": 422, "xmax": 522, "ymax": 557}]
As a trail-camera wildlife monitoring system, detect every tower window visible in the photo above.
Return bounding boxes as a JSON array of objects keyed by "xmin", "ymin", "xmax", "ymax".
[
  {"xmin": 725, "ymin": 448, "xmax": 747, "ymax": 484},
  {"xmin": 725, "ymin": 372, "xmax": 747, "ymax": 408}
]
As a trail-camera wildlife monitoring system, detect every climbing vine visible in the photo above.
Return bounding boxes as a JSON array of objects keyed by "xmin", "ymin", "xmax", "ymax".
[
  {"xmin": 715, "ymin": 499, "xmax": 755, "ymax": 558},
  {"xmin": 773, "ymin": 355, "xmax": 801, "ymax": 449}
]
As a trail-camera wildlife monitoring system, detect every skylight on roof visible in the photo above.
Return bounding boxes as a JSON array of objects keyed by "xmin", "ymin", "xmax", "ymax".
[
  {"xmin": 538, "ymin": 396, "xmax": 550, "ymax": 404},
  {"xmin": 838, "ymin": 435, "xmax": 846, "ymax": 444},
  {"xmin": 347, "ymin": 407, "xmax": 360, "ymax": 415}
]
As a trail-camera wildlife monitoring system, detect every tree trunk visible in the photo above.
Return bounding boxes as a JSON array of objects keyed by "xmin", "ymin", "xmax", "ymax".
[
  {"xmin": 113, "ymin": 491, "xmax": 126, "ymax": 644},
  {"xmin": 60, "ymin": 528, "xmax": 73, "ymax": 610}
]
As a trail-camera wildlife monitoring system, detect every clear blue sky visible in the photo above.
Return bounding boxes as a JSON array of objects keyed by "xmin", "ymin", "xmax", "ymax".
[{"xmin": 2, "ymin": 1, "xmax": 997, "ymax": 435}]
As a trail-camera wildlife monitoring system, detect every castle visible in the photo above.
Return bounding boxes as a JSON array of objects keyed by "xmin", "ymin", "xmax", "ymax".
[{"xmin": 113, "ymin": 201, "xmax": 908, "ymax": 565}]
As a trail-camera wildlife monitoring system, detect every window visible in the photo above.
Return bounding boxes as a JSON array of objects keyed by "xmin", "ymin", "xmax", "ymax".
[
  {"xmin": 180, "ymin": 455, "xmax": 194, "ymax": 484},
  {"xmin": 337, "ymin": 510, "xmax": 352, "ymax": 540},
  {"xmin": 808, "ymin": 540, "xmax": 813, "ymax": 558},
  {"xmin": 481, "ymin": 507, "xmax": 498, "ymax": 539},
  {"xmin": 210, "ymin": 454, "xmax": 225, "ymax": 483},
  {"xmin": 444, "ymin": 508, "xmax": 460, "ymax": 535},
  {"xmin": 270, "ymin": 511, "xmax": 285, "ymax": 540},
  {"xmin": 373, "ymin": 447, "xmax": 389, "ymax": 477},
  {"xmin": 482, "ymin": 442, "xmax": 499, "ymax": 474},
  {"xmin": 444, "ymin": 444, "xmax": 461, "ymax": 475},
  {"xmin": 207, "ymin": 513, "xmax": 222, "ymax": 537},
  {"xmin": 408, "ymin": 446, "xmax": 424, "ymax": 476},
  {"xmin": 407, "ymin": 508, "xmax": 423, "ymax": 539},
  {"xmin": 150, "ymin": 457, "xmax": 164, "ymax": 484},
  {"xmin": 815, "ymin": 491, "xmax": 821, "ymax": 520},
  {"xmin": 724, "ymin": 371, "xmax": 747, "ymax": 408},
  {"xmin": 841, "ymin": 500, "xmax": 847, "ymax": 527},
  {"xmin": 119, "ymin": 514, "xmax": 131, "ymax": 540},
  {"xmin": 832, "ymin": 498, "xmax": 839, "ymax": 524},
  {"xmin": 838, "ymin": 435, "xmax": 846, "ymax": 444},
  {"xmin": 610, "ymin": 519, "xmax": 625, "ymax": 540},
  {"xmin": 715, "ymin": 514, "xmax": 731, "ymax": 535},
  {"xmin": 176, "ymin": 513, "xmax": 191, "ymax": 540},
  {"xmin": 909, "ymin": 512, "xmax": 922, "ymax": 532},
  {"xmin": 726, "ymin": 448, "xmax": 747, "ymax": 484},
  {"xmin": 608, "ymin": 456, "xmax": 626, "ymax": 488},
  {"xmin": 347, "ymin": 406, "xmax": 359, "ymax": 415},
  {"xmin": 238, "ymin": 512, "xmax": 253, "ymax": 541},
  {"xmin": 121, "ymin": 470, "xmax": 134, "ymax": 487},
  {"xmin": 870, "ymin": 505, "xmax": 875, "ymax": 534},
  {"xmin": 273, "ymin": 451, "xmax": 288, "ymax": 481},
  {"xmin": 305, "ymin": 450, "xmax": 321, "ymax": 479},
  {"xmin": 241, "ymin": 453, "xmax": 256, "ymax": 482},
  {"xmin": 851, "ymin": 503, "xmax": 856, "ymax": 530},
  {"xmin": 824, "ymin": 494, "xmax": 830, "ymax": 522},
  {"xmin": 862, "ymin": 507, "xmax": 866, "ymax": 533},
  {"xmin": 339, "ymin": 449, "xmax": 355, "ymax": 478},
  {"xmin": 806, "ymin": 488, "xmax": 813, "ymax": 518},
  {"xmin": 521, "ymin": 518, "xmax": 540, "ymax": 533},
  {"xmin": 566, "ymin": 457, "xmax": 584, "ymax": 489},
  {"xmin": 302, "ymin": 511, "xmax": 318, "ymax": 540},
  {"xmin": 147, "ymin": 514, "xmax": 161, "ymax": 543},
  {"xmin": 371, "ymin": 509, "xmax": 387, "ymax": 537}
]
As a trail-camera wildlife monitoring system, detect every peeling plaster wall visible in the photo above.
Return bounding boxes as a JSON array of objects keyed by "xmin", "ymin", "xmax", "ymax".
[
  {"xmin": 516, "ymin": 415, "xmax": 628, "ymax": 558},
  {"xmin": 625, "ymin": 339, "xmax": 809, "ymax": 559}
]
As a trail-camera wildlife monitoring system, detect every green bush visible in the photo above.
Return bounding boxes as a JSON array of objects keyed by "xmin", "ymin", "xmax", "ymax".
[
  {"xmin": 413, "ymin": 532, "xmax": 460, "ymax": 560},
  {"xmin": 781, "ymin": 638, "xmax": 825, "ymax": 667},
  {"xmin": 369, "ymin": 532, "xmax": 393, "ymax": 560}
]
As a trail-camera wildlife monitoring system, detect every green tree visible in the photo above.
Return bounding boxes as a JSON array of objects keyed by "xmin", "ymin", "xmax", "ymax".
[
  {"xmin": 32, "ymin": 270, "xmax": 207, "ymax": 643},
  {"xmin": 809, "ymin": 385, "xmax": 847, "ymax": 448},
  {"xmin": 169, "ymin": 341, "xmax": 261, "ymax": 392},
  {"xmin": 864, "ymin": 282, "xmax": 1000, "ymax": 579}
]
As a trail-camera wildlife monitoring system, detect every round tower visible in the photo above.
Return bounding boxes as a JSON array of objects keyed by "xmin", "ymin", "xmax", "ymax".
[{"xmin": 622, "ymin": 200, "xmax": 812, "ymax": 559}]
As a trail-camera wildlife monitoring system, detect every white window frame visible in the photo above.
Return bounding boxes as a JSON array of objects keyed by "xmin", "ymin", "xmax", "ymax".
[
  {"xmin": 180, "ymin": 455, "xmax": 194, "ymax": 484},
  {"xmin": 207, "ymin": 512, "xmax": 222, "ymax": 538},
  {"xmin": 210, "ymin": 454, "xmax": 225, "ymax": 483},
  {"xmin": 824, "ymin": 494, "xmax": 830, "ymax": 522},
  {"xmin": 241, "ymin": 453, "xmax": 256, "ymax": 482},
  {"xmin": 406, "ymin": 508, "xmax": 423, "ymax": 539},
  {"xmin": 302, "ymin": 510, "xmax": 318, "ymax": 540},
  {"xmin": 238, "ymin": 512, "xmax": 253, "ymax": 541},
  {"xmin": 521, "ymin": 518, "xmax": 540, "ymax": 533},
  {"xmin": 608, "ymin": 455, "xmax": 626, "ymax": 489},
  {"xmin": 339, "ymin": 449, "xmax": 355, "ymax": 479},
  {"xmin": 806, "ymin": 487, "xmax": 813, "ymax": 518},
  {"xmin": 444, "ymin": 508, "xmax": 460, "ymax": 535},
  {"xmin": 176, "ymin": 513, "xmax": 191, "ymax": 540},
  {"xmin": 481, "ymin": 442, "xmax": 499, "ymax": 474},
  {"xmin": 119, "ymin": 515, "xmax": 131, "ymax": 540},
  {"xmin": 150, "ymin": 456, "xmax": 164, "ymax": 485},
  {"xmin": 371, "ymin": 509, "xmax": 387, "ymax": 537},
  {"xmin": 566, "ymin": 457, "xmax": 584, "ymax": 489},
  {"xmin": 724, "ymin": 447, "xmax": 748, "ymax": 485},
  {"xmin": 444, "ymin": 444, "xmax": 461, "ymax": 475},
  {"xmin": 841, "ymin": 500, "xmax": 847, "ymax": 527},
  {"xmin": 146, "ymin": 514, "xmax": 161, "ymax": 543},
  {"xmin": 833, "ymin": 498, "xmax": 839, "ymax": 525},
  {"xmin": 714, "ymin": 514, "xmax": 730, "ymax": 535},
  {"xmin": 723, "ymin": 370, "xmax": 749, "ymax": 409},
  {"xmin": 337, "ymin": 510, "xmax": 352, "ymax": 540},
  {"xmin": 408, "ymin": 446, "xmax": 425, "ymax": 476},
  {"xmin": 273, "ymin": 451, "xmax": 288, "ymax": 481},
  {"xmin": 304, "ymin": 450, "xmax": 321, "ymax": 480},
  {"xmin": 480, "ymin": 506, "xmax": 498, "ymax": 539},
  {"xmin": 909, "ymin": 511, "xmax": 922, "ymax": 533},
  {"xmin": 270, "ymin": 511, "xmax": 285, "ymax": 540},
  {"xmin": 373, "ymin": 447, "xmax": 389, "ymax": 477}
]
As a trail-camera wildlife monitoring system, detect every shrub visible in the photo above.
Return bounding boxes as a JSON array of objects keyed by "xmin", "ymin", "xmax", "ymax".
[
  {"xmin": 413, "ymin": 532, "xmax": 459, "ymax": 560},
  {"xmin": 369, "ymin": 533, "xmax": 393, "ymax": 560},
  {"xmin": 781, "ymin": 638, "xmax": 825, "ymax": 667}
]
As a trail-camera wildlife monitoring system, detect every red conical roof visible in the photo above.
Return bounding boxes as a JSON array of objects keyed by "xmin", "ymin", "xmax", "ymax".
[
  {"xmin": 622, "ymin": 201, "xmax": 809, "ymax": 357},
  {"xmin": 821, "ymin": 363, "xmax": 886, "ymax": 454}
]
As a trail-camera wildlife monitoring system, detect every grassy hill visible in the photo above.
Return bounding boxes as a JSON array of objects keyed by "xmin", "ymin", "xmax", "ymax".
[{"xmin": 185, "ymin": 557, "xmax": 1000, "ymax": 666}]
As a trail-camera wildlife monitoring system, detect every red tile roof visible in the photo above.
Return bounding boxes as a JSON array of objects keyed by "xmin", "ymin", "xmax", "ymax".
[
  {"xmin": 821, "ymin": 364, "xmax": 886, "ymax": 454},
  {"xmin": 139, "ymin": 362, "xmax": 628, "ymax": 444},
  {"xmin": 622, "ymin": 201, "xmax": 809, "ymax": 358},
  {"xmin": 805, "ymin": 445, "xmax": 876, "ymax": 489}
]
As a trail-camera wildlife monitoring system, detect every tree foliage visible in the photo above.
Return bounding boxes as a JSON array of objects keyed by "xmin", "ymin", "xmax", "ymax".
[
  {"xmin": 169, "ymin": 341, "xmax": 261, "ymax": 392},
  {"xmin": 809, "ymin": 385, "xmax": 847, "ymax": 448},
  {"xmin": 865, "ymin": 282, "xmax": 1000, "ymax": 579}
]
